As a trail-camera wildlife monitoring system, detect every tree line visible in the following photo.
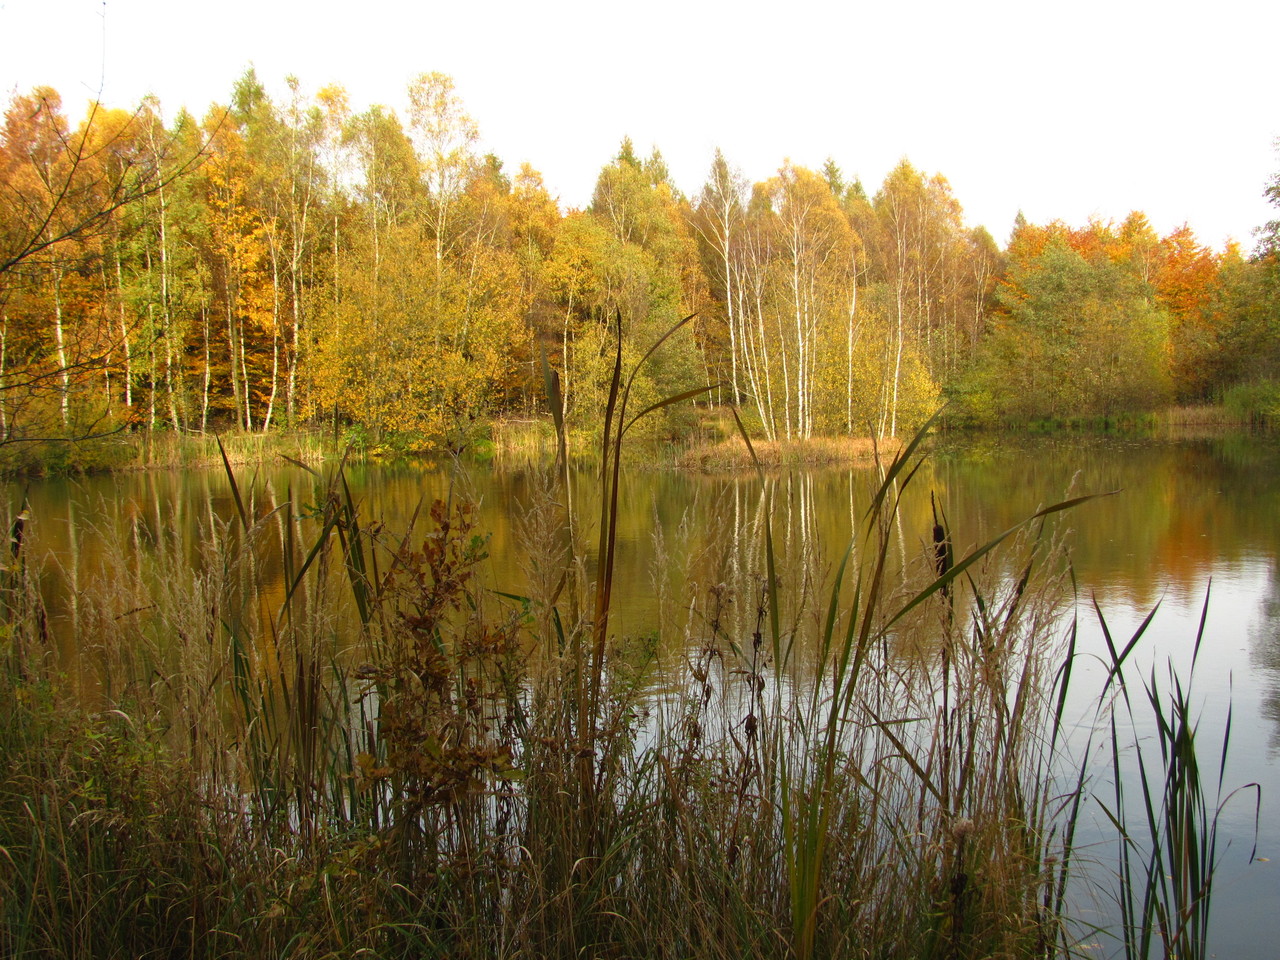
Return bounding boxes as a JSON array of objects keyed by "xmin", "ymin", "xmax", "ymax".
[{"xmin": 2, "ymin": 69, "xmax": 1278, "ymax": 456}]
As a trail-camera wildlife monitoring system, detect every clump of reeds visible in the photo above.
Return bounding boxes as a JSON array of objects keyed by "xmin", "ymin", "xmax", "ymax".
[
  {"xmin": 676, "ymin": 433, "xmax": 903, "ymax": 472},
  {"xmin": 491, "ymin": 416, "xmax": 561, "ymax": 461},
  {"xmin": 1085, "ymin": 592, "xmax": 1261, "ymax": 960},
  {"xmin": 130, "ymin": 427, "xmax": 335, "ymax": 469},
  {"xmin": 1160, "ymin": 404, "xmax": 1245, "ymax": 428}
]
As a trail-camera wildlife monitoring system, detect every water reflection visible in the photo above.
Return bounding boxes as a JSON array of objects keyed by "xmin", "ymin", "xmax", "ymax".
[
  {"xmin": 9, "ymin": 434, "xmax": 1280, "ymax": 750},
  {"xmin": 1253, "ymin": 566, "xmax": 1280, "ymax": 757}
]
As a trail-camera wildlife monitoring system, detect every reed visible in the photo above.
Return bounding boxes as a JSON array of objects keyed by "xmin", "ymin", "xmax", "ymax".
[
  {"xmin": 0, "ymin": 317, "xmax": 1251, "ymax": 959},
  {"xmin": 1090, "ymin": 592, "xmax": 1261, "ymax": 960},
  {"xmin": 1159, "ymin": 404, "xmax": 1245, "ymax": 428},
  {"xmin": 491, "ymin": 416, "xmax": 561, "ymax": 460},
  {"xmin": 135, "ymin": 427, "xmax": 337, "ymax": 469}
]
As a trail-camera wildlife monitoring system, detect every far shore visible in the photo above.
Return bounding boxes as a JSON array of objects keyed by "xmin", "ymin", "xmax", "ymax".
[
  {"xmin": 674, "ymin": 434, "xmax": 905, "ymax": 471},
  {"xmin": 0, "ymin": 402, "xmax": 1265, "ymax": 479}
]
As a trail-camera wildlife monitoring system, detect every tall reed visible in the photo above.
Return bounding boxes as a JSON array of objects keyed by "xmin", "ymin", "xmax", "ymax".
[{"xmin": 1090, "ymin": 591, "xmax": 1261, "ymax": 960}]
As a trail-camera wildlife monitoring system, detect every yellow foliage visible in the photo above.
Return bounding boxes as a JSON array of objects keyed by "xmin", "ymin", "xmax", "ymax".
[{"xmin": 308, "ymin": 217, "xmax": 529, "ymax": 445}]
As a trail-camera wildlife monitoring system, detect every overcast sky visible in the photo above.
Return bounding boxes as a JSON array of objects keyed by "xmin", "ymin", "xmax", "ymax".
[{"xmin": 2, "ymin": 0, "xmax": 1276, "ymax": 250}]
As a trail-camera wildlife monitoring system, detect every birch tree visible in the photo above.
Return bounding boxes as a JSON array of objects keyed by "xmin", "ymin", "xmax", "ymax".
[
  {"xmin": 693, "ymin": 149, "xmax": 748, "ymax": 405},
  {"xmin": 406, "ymin": 72, "xmax": 478, "ymax": 270}
]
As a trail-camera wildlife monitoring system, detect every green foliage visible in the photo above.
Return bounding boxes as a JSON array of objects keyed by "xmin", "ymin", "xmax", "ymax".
[
  {"xmin": 1221, "ymin": 379, "xmax": 1280, "ymax": 427},
  {"xmin": 967, "ymin": 238, "xmax": 1172, "ymax": 422},
  {"xmin": 1214, "ymin": 250, "xmax": 1280, "ymax": 385}
]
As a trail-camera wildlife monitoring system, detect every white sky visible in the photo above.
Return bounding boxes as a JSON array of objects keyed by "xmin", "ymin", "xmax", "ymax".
[{"xmin": 2, "ymin": 0, "xmax": 1277, "ymax": 250}]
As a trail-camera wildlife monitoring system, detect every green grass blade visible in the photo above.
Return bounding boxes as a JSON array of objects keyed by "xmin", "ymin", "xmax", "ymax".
[
  {"xmin": 622, "ymin": 384, "xmax": 719, "ymax": 437},
  {"xmin": 216, "ymin": 433, "xmax": 249, "ymax": 529}
]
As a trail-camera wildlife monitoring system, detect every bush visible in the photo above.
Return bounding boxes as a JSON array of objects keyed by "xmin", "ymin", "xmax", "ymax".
[{"xmin": 1222, "ymin": 379, "xmax": 1280, "ymax": 427}]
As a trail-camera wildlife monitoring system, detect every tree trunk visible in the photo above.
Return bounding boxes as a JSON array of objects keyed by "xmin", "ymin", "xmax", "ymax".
[
  {"xmin": 147, "ymin": 304, "xmax": 157, "ymax": 431},
  {"xmin": 225, "ymin": 280, "xmax": 244, "ymax": 430},
  {"xmin": 156, "ymin": 172, "xmax": 181, "ymax": 431},
  {"xmin": 0, "ymin": 313, "xmax": 8, "ymax": 437},
  {"xmin": 263, "ymin": 234, "xmax": 281, "ymax": 432},
  {"xmin": 239, "ymin": 314, "xmax": 253, "ymax": 431},
  {"xmin": 201, "ymin": 304, "xmax": 211, "ymax": 433},
  {"xmin": 53, "ymin": 267, "xmax": 69, "ymax": 428},
  {"xmin": 115, "ymin": 244, "xmax": 133, "ymax": 410},
  {"xmin": 846, "ymin": 272, "xmax": 860, "ymax": 436}
]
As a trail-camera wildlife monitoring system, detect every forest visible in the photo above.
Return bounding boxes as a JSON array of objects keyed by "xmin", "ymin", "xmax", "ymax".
[
  {"xmin": 2, "ymin": 69, "xmax": 1279, "ymax": 463},
  {"xmin": 3, "ymin": 68, "xmax": 1276, "ymax": 960}
]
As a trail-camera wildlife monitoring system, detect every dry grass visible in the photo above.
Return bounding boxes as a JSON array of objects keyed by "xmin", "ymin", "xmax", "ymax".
[
  {"xmin": 128, "ymin": 427, "xmax": 335, "ymax": 469},
  {"xmin": 677, "ymin": 434, "xmax": 905, "ymax": 471},
  {"xmin": 1160, "ymin": 404, "xmax": 1237, "ymax": 426},
  {"xmin": 491, "ymin": 416, "xmax": 559, "ymax": 457},
  {"xmin": 1158, "ymin": 404, "xmax": 1250, "ymax": 431}
]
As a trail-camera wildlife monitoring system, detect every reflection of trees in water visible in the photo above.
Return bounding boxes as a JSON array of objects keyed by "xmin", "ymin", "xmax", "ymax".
[
  {"xmin": 931, "ymin": 434, "xmax": 1280, "ymax": 608},
  {"xmin": 1252, "ymin": 564, "xmax": 1280, "ymax": 755},
  {"xmin": 16, "ymin": 437, "xmax": 1280, "ymax": 728}
]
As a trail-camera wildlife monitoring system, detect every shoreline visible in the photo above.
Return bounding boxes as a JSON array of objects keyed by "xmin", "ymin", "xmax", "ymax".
[{"xmin": 0, "ymin": 404, "xmax": 1269, "ymax": 479}]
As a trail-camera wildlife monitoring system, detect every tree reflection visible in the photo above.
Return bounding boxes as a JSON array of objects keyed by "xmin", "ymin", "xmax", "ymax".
[{"xmin": 1252, "ymin": 565, "xmax": 1280, "ymax": 755}]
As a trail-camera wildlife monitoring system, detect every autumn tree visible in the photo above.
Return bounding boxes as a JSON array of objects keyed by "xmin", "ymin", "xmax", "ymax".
[
  {"xmin": 0, "ymin": 87, "xmax": 207, "ymax": 443},
  {"xmin": 543, "ymin": 139, "xmax": 703, "ymax": 437},
  {"xmin": 760, "ymin": 162, "xmax": 857, "ymax": 439},
  {"xmin": 112, "ymin": 98, "xmax": 189, "ymax": 430},
  {"xmin": 265, "ymin": 76, "xmax": 328, "ymax": 427},
  {"xmin": 541, "ymin": 211, "xmax": 607, "ymax": 422},
  {"xmin": 1154, "ymin": 225, "xmax": 1229, "ymax": 399},
  {"xmin": 692, "ymin": 149, "xmax": 748, "ymax": 405},
  {"xmin": 692, "ymin": 156, "xmax": 948, "ymax": 440},
  {"xmin": 407, "ymin": 72, "xmax": 478, "ymax": 270},
  {"xmin": 197, "ymin": 84, "xmax": 276, "ymax": 432},
  {"xmin": 309, "ymin": 76, "xmax": 531, "ymax": 447},
  {"xmin": 1214, "ymin": 243, "xmax": 1280, "ymax": 385},
  {"xmin": 971, "ymin": 222, "xmax": 1172, "ymax": 420},
  {"xmin": 863, "ymin": 160, "xmax": 978, "ymax": 435}
]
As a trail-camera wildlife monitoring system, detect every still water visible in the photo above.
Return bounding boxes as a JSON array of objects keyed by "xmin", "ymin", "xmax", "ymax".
[{"xmin": 7, "ymin": 433, "xmax": 1278, "ymax": 956}]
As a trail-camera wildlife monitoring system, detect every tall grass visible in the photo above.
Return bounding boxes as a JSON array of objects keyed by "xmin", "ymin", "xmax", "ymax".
[
  {"xmin": 138, "ymin": 426, "xmax": 337, "ymax": 469},
  {"xmin": 0, "ymin": 426, "xmax": 338, "ymax": 478},
  {"xmin": 0, "ymin": 315, "xmax": 1253, "ymax": 958}
]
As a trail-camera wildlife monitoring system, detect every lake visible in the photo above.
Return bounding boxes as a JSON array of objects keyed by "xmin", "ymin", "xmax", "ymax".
[{"xmin": 7, "ymin": 431, "xmax": 1278, "ymax": 957}]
